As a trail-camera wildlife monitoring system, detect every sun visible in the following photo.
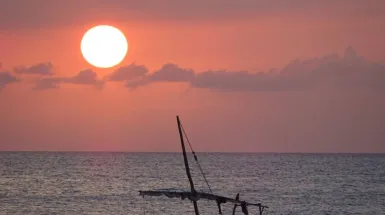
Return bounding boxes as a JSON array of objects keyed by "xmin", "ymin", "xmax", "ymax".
[{"xmin": 81, "ymin": 25, "xmax": 128, "ymax": 68}]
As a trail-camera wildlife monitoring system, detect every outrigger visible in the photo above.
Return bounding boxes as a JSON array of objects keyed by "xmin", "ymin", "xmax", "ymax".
[{"xmin": 139, "ymin": 116, "xmax": 269, "ymax": 215}]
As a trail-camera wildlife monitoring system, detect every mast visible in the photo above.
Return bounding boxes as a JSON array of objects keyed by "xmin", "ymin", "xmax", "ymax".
[{"xmin": 177, "ymin": 116, "xmax": 199, "ymax": 215}]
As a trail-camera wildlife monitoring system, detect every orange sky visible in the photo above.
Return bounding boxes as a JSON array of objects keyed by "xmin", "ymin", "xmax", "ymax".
[{"xmin": 1, "ymin": 0, "xmax": 385, "ymax": 152}]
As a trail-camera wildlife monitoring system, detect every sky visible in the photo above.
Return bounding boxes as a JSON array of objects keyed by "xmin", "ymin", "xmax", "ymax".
[{"xmin": 0, "ymin": 0, "xmax": 384, "ymax": 152}]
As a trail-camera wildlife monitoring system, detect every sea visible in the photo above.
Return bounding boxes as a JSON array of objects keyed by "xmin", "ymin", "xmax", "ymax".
[{"xmin": 0, "ymin": 152, "xmax": 384, "ymax": 215}]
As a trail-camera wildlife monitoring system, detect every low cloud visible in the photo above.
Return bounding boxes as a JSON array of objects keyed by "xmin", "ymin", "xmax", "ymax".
[
  {"xmin": 125, "ymin": 63, "xmax": 195, "ymax": 89},
  {"xmin": 1, "ymin": 47, "xmax": 384, "ymax": 93},
  {"xmin": 0, "ymin": 71, "xmax": 19, "ymax": 90},
  {"xmin": 107, "ymin": 63, "xmax": 149, "ymax": 82},
  {"xmin": 69, "ymin": 69, "xmax": 104, "ymax": 87},
  {"xmin": 34, "ymin": 69, "xmax": 104, "ymax": 90},
  {"xmin": 118, "ymin": 47, "xmax": 385, "ymax": 92},
  {"xmin": 149, "ymin": 64, "xmax": 195, "ymax": 82},
  {"xmin": 14, "ymin": 62, "xmax": 55, "ymax": 76}
]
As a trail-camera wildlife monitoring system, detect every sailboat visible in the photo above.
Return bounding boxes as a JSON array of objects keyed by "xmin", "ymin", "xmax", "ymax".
[{"xmin": 139, "ymin": 116, "xmax": 269, "ymax": 215}]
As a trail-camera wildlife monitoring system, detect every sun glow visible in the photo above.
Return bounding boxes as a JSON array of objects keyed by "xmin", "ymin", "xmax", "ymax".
[{"xmin": 81, "ymin": 25, "xmax": 128, "ymax": 68}]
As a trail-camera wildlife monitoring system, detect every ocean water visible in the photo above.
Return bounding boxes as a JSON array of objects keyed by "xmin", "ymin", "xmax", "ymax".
[{"xmin": 0, "ymin": 152, "xmax": 384, "ymax": 215}]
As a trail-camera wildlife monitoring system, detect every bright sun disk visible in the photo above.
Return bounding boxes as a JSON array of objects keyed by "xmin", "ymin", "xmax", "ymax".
[{"xmin": 81, "ymin": 25, "xmax": 128, "ymax": 68}]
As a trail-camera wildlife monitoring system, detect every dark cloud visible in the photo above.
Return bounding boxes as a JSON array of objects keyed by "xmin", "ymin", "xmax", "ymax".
[
  {"xmin": 107, "ymin": 63, "xmax": 149, "ymax": 82},
  {"xmin": 121, "ymin": 47, "xmax": 385, "ymax": 92},
  {"xmin": 34, "ymin": 69, "xmax": 104, "ymax": 90},
  {"xmin": 2, "ymin": 47, "xmax": 385, "ymax": 93},
  {"xmin": 14, "ymin": 62, "xmax": 54, "ymax": 76},
  {"xmin": 125, "ymin": 63, "xmax": 195, "ymax": 89},
  {"xmin": 149, "ymin": 64, "xmax": 195, "ymax": 82},
  {"xmin": 190, "ymin": 70, "xmax": 309, "ymax": 92},
  {"xmin": 0, "ymin": 71, "xmax": 19, "ymax": 90},
  {"xmin": 68, "ymin": 69, "xmax": 103, "ymax": 86}
]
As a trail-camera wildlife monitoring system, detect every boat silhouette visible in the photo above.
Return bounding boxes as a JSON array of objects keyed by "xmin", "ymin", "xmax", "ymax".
[{"xmin": 139, "ymin": 116, "xmax": 268, "ymax": 215}]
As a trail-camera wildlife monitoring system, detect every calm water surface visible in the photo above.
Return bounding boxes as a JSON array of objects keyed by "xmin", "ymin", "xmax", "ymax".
[{"xmin": 0, "ymin": 153, "xmax": 384, "ymax": 215}]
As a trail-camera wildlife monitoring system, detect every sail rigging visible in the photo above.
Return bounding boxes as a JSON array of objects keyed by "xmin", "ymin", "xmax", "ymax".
[{"xmin": 180, "ymin": 122, "xmax": 213, "ymax": 194}]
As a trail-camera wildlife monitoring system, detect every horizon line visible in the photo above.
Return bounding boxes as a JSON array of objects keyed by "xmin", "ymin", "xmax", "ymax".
[{"xmin": 0, "ymin": 150, "xmax": 384, "ymax": 154}]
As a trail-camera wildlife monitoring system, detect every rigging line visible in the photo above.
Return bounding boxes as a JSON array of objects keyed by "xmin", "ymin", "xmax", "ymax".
[{"xmin": 180, "ymin": 122, "xmax": 213, "ymax": 194}]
